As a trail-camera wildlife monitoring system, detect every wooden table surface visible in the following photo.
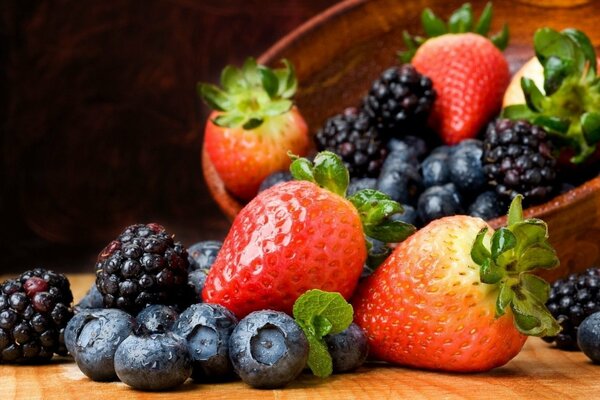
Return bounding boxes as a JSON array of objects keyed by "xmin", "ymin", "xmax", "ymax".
[{"xmin": 1, "ymin": 274, "xmax": 599, "ymax": 400}]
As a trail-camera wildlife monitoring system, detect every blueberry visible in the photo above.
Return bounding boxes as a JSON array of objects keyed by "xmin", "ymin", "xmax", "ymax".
[
  {"xmin": 173, "ymin": 303, "xmax": 238, "ymax": 382},
  {"xmin": 468, "ymin": 191, "xmax": 507, "ymax": 220},
  {"xmin": 325, "ymin": 323, "xmax": 369, "ymax": 373},
  {"xmin": 137, "ymin": 304, "xmax": 178, "ymax": 333},
  {"xmin": 578, "ymin": 312, "xmax": 600, "ymax": 363},
  {"xmin": 187, "ymin": 240, "xmax": 222, "ymax": 271},
  {"xmin": 421, "ymin": 152, "xmax": 451, "ymax": 188},
  {"xmin": 229, "ymin": 310, "xmax": 308, "ymax": 389},
  {"xmin": 376, "ymin": 162, "xmax": 422, "ymax": 205},
  {"xmin": 64, "ymin": 309, "xmax": 102, "ymax": 357},
  {"xmin": 430, "ymin": 145, "xmax": 453, "ymax": 157},
  {"xmin": 417, "ymin": 183, "xmax": 464, "ymax": 225},
  {"xmin": 258, "ymin": 171, "xmax": 293, "ymax": 192},
  {"xmin": 448, "ymin": 140, "xmax": 486, "ymax": 195},
  {"xmin": 75, "ymin": 284, "xmax": 104, "ymax": 311},
  {"xmin": 114, "ymin": 331, "xmax": 192, "ymax": 391},
  {"xmin": 73, "ymin": 309, "xmax": 135, "ymax": 381},
  {"xmin": 390, "ymin": 204, "xmax": 419, "ymax": 226},
  {"xmin": 347, "ymin": 178, "xmax": 377, "ymax": 197},
  {"xmin": 387, "ymin": 136, "xmax": 428, "ymax": 161}
]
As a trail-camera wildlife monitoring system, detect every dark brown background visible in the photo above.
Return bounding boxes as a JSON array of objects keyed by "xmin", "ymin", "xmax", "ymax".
[{"xmin": 0, "ymin": 0, "xmax": 339, "ymax": 274}]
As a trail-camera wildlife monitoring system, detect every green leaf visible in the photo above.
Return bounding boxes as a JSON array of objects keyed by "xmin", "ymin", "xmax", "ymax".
[
  {"xmin": 242, "ymin": 57, "xmax": 261, "ymax": 86},
  {"xmin": 543, "ymin": 56, "xmax": 575, "ymax": 95},
  {"xmin": 511, "ymin": 281, "xmax": 561, "ymax": 337},
  {"xmin": 562, "ymin": 28, "xmax": 597, "ymax": 78},
  {"xmin": 289, "ymin": 155, "xmax": 316, "ymax": 183},
  {"xmin": 491, "ymin": 228, "xmax": 517, "ymax": 261},
  {"xmin": 534, "ymin": 27, "xmax": 575, "ymax": 65},
  {"xmin": 242, "ymin": 118, "xmax": 263, "ymax": 130},
  {"xmin": 262, "ymin": 99, "xmax": 293, "ymax": 117},
  {"xmin": 312, "ymin": 151, "xmax": 349, "ymax": 197},
  {"xmin": 519, "ymin": 244, "xmax": 559, "ymax": 271},
  {"xmin": 511, "ymin": 219, "xmax": 548, "ymax": 252},
  {"xmin": 366, "ymin": 238, "xmax": 392, "ymax": 270},
  {"xmin": 520, "ymin": 273, "xmax": 551, "ymax": 304},
  {"xmin": 521, "ymin": 77, "xmax": 546, "ymax": 112},
  {"xmin": 349, "ymin": 190, "xmax": 402, "ymax": 226},
  {"xmin": 293, "ymin": 290, "xmax": 354, "ymax": 378},
  {"xmin": 421, "ymin": 8, "xmax": 447, "ymax": 37},
  {"xmin": 400, "ymin": 31, "xmax": 417, "ymax": 63},
  {"xmin": 471, "ymin": 228, "xmax": 491, "ymax": 265},
  {"xmin": 496, "ymin": 281, "xmax": 513, "ymax": 317},
  {"xmin": 212, "ymin": 113, "xmax": 244, "ymax": 128},
  {"xmin": 278, "ymin": 59, "xmax": 298, "ymax": 99},
  {"xmin": 305, "ymin": 335, "xmax": 333, "ymax": 378},
  {"xmin": 448, "ymin": 3, "xmax": 472, "ymax": 33},
  {"xmin": 501, "ymin": 104, "xmax": 537, "ymax": 121},
  {"xmin": 364, "ymin": 220, "xmax": 416, "ymax": 244},
  {"xmin": 490, "ymin": 24, "xmax": 509, "ymax": 51},
  {"xmin": 474, "ymin": 2, "xmax": 493, "ymax": 35},
  {"xmin": 293, "ymin": 290, "xmax": 353, "ymax": 338},
  {"xmin": 197, "ymin": 83, "xmax": 230, "ymax": 111},
  {"xmin": 220, "ymin": 65, "xmax": 244, "ymax": 91},
  {"xmin": 259, "ymin": 66, "xmax": 279, "ymax": 98},
  {"xmin": 582, "ymin": 112, "xmax": 600, "ymax": 145},
  {"xmin": 480, "ymin": 258, "xmax": 504, "ymax": 285},
  {"xmin": 507, "ymin": 195, "xmax": 524, "ymax": 226},
  {"xmin": 533, "ymin": 115, "xmax": 570, "ymax": 134}
]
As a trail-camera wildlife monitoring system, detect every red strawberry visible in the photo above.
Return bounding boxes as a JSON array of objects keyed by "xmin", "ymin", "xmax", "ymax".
[
  {"xmin": 402, "ymin": 3, "xmax": 510, "ymax": 144},
  {"xmin": 199, "ymin": 58, "xmax": 310, "ymax": 201},
  {"xmin": 202, "ymin": 152, "xmax": 416, "ymax": 317},
  {"xmin": 353, "ymin": 196, "xmax": 560, "ymax": 372}
]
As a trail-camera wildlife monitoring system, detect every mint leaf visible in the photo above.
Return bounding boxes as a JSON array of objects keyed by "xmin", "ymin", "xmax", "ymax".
[{"xmin": 292, "ymin": 290, "xmax": 354, "ymax": 378}]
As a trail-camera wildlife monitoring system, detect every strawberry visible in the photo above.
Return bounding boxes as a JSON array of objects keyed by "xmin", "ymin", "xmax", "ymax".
[
  {"xmin": 199, "ymin": 58, "xmax": 310, "ymax": 201},
  {"xmin": 401, "ymin": 2, "xmax": 510, "ymax": 144},
  {"xmin": 202, "ymin": 151, "xmax": 416, "ymax": 318},
  {"xmin": 353, "ymin": 196, "xmax": 561, "ymax": 372}
]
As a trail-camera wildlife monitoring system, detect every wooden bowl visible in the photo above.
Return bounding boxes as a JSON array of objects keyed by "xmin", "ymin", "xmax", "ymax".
[{"xmin": 202, "ymin": 0, "xmax": 600, "ymax": 281}]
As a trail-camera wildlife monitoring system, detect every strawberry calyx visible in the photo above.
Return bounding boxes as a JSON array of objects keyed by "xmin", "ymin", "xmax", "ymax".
[
  {"xmin": 471, "ymin": 195, "xmax": 561, "ymax": 337},
  {"xmin": 502, "ymin": 28, "xmax": 600, "ymax": 164},
  {"xmin": 198, "ymin": 57, "xmax": 297, "ymax": 129},
  {"xmin": 289, "ymin": 151, "xmax": 416, "ymax": 252},
  {"xmin": 399, "ymin": 1, "xmax": 509, "ymax": 62}
]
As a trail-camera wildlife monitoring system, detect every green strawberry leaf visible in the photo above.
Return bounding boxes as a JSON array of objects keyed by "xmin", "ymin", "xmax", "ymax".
[
  {"xmin": 507, "ymin": 194, "xmax": 524, "ymax": 226},
  {"xmin": 470, "ymin": 195, "xmax": 560, "ymax": 338},
  {"xmin": 364, "ymin": 219, "xmax": 416, "ymax": 244},
  {"xmin": 521, "ymin": 77, "xmax": 546, "ymax": 112},
  {"xmin": 543, "ymin": 56, "xmax": 575, "ymax": 95},
  {"xmin": 501, "ymin": 104, "xmax": 538, "ymax": 121},
  {"xmin": 198, "ymin": 83, "xmax": 230, "ymax": 112},
  {"xmin": 562, "ymin": 28, "xmax": 597, "ymax": 79},
  {"xmin": 197, "ymin": 57, "xmax": 299, "ymax": 128},
  {"xmin": 534, "ymin": 27, "xmax": 575, "ymax": 65},
  {"xmin": 259, "ymin": 66, "xmax": 279, "ymax": 98},
  {"xmin": 533, "ymin": 115, "xmax": 570, "ymax": 134},
  {"xmin": 490, "ymin": 24, "xmax": 509, "ymax": 51},
  {"xmin": 289, "ymin": 153, "xmax": 316, "ymax": 183},
  {"xmin": 293, "ymin": 290, "xmax": 354, "ymax": 378},
  {"xmin": 220, "ymin": 65, "xmax": 245, "ymax": 91},
  {"xmin": 582, "ymin": 112, "xmax": 600, "ymax": 145},
  {"xmin": 491, "ymin": 228, "xmax": 517, "ymax": 262},
  {"xmin": 471, "ymin": 228, "xmax": 491, "ymax": 265},
  {"xmin": 474, "ymin": 2, "xmax": 493, "ymax": 35},
  {"xmin": 400, "ymin": 31, "xmax": 418, "ymax": 63},
  {"xmin": 421, "ymin": 8, "xmax": 447, "ymax": 37},
  {"xmin": 448, "ymin": 3, "xmax": 472, "ymax": 33},
  {"xmin": 312, "ymin": 151, "xmax": 349, "ymax": 197}
]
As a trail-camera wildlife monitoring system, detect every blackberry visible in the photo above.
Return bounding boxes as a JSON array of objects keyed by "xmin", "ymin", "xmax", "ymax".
[
  {"xmin": 0, "ymin": 268, "xmax": 74, "ymax": 363},
  {"xmin": 95, "ymin": 223, "xmax": 191, "ymax": 314},
  {"xmin": 362, "ymin": 64, "xmax": 436, "ymax": 137},
  {"xmin": 544, "ymin": 267, "xmax": 600, "ymax": 350},
  {"xmin": 315, "ymin": 107, "xmax": 387, "ymax": 178},
  {"xmin": 483, "ymin": 119, "xmax": 557, "ymax": 205}
]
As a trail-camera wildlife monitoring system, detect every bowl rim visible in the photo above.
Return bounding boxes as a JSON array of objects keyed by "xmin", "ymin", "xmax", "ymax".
[{"xmin": 203, "ymin": 0, "xmax": 600, "ymax": 223}]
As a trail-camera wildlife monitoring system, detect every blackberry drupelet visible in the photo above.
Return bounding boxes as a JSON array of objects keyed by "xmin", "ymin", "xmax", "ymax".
[
  {"xmin": 362, "ymin": 64, "xmax": 436, "ymax": 136},
  {"xmin": 544, "ymin": 267, "xmax": 600, "ymax": 350},
  {"xmin": 96, "ymin": 223, "xmax": 190, "ymax": 314},
  {"xmin": 315, "ymin": 107, "xmax": 387, "ymax": 178},
  {"xmin": 483, "ymin": 119, "xmax": 557, "ymax": 205},
  {"xmin": 0, "ymin": 268, "xmax": 74, "ymax": 363}
]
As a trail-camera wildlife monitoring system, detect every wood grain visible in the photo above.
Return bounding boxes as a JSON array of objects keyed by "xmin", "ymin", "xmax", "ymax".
[{"xmin": 1, "ymin": 274, "xmax": 600, "ymax": 399}]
